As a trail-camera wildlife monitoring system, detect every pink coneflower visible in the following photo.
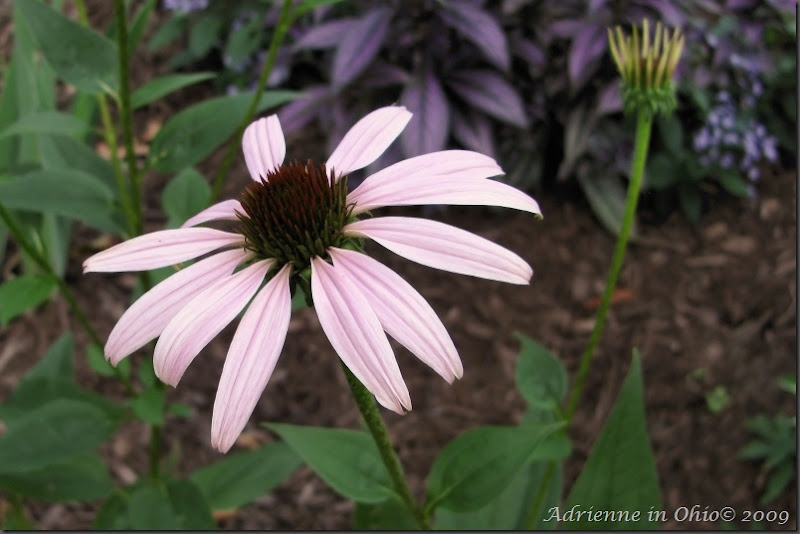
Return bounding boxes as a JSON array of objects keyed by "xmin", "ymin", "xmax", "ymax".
[{"xmin": 84, "ymin": 106, "xmax": 541, "ymax": 452}]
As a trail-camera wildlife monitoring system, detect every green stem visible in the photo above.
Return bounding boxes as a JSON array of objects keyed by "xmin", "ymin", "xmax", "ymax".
[
  {"xmin": 210, "ymin": 0, "xmax": 294, "ymax": 201},
  {"xmin": 113, "ymin": 0, "xmax": 143, "ymax": 236},
  {"xmin": 0, "ymin": 203, "xmax": 133, "ymax": 394},
  {"xmin": 565, "ymin": 111, "xmax": 653, "ymax": 420},
  {"xmin": 74, "ymin": 0, "xmax": 136, "ymax": 237},
  {"xmin": 522, "ymin": 461, "xmax": 556, "ymax": 530},
  {"xmin": 341, "ymin": 363, "xmax": 430, "ymax": 530}
]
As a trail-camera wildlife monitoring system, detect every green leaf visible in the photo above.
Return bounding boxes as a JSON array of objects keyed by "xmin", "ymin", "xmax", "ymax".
[
  {"xmin": 169, "ymin": 402, "xmax": 193, "ymax": 418},
  {"xmin": 292, "ymin": 0, "xmax": 346, "ymax": 18},
  {"xmin": 266, "ymin": 423, "xmax": 395, "ymax": 503},
  {"xmin": 167, "ymin": 479, "xmax": 217, "ymax": 529},
  {"xmin": 127, "ymin": 482, "xmax": 183, "ymax": 530},
  {"xmin": 426, "ymin": 422, "xmax": 569, "ymax": 513},
  {"xmin": 577, "ymin": 173, "xmax": 636, "ymax": 238},
  {"xmin": 132, "ymin": 72, "xmax": 215, "ymax": 110},
  {"xmin": 678, "ymin": 182, "xmax": 702, "ymax": 223},
  {"xmin": 0, "ymin": 111, "xmax": 88, "ymax": 139},
  {"xmin": 657, "ymin": 114, "xmax": 683, "ymax": 155},
  {"xmin": 25, "ymin": 333, "xmax": 73, "ymax": 382},
  {"xmin": 147, "ymin": 13, "xmax": 187, "ymax": 51},
  {"xmin": 645, "ymin": 152, "xmax": 680, "ymax": 190},
  {"xmin": 515, "ymin": 333, "xmax": 567, "ymax": 413},
  {"xmin": 717, "ymin": 171, "xmax": 750, "ymax": 197},
  {"xmin": 148, "ymin": 90, "xmax": 297, "ymax": 173},
  {"xmin": 37, "ymin": 134, "xmax": 118, "ymax": 195},
  {"xmin": 94, "ymin": 493, "xmax": 131, "ymax": 530},
  {"xmin": 0, "ymin": 400, "xmax": 116, "ymax": 473},
  {"xmin": 161, "ymin": 167, "xmax": 211, "ymax": 227},
  {"xmin": 86, "ymin": 344, "xmax": 117, "ymax": 377},
  {"xmin": 0, "ymin": 274, "xmax": 55, "ymax": 325},
  {"xmin": 127, "ymin": 388, "xmax": 166, "ymax": 426},
  {"xmin": 564, "ymin": 351, "xmax": 661, "ymax": 530},
  {"xmin": 189, "ymin": 15, "xmax": 222, "ymax": 57},
  {"xmin": 0, "ymin": 169, "xmax": 117, "ymax": 231},
  {"xmin": 0, "ymin": 452, "xmax": 113, "ymax": 501},
  {"xmin": 14, "ymin": 0, "xmax": 118, "ymax": 95},
  {"xmin": 778, "ymin": 374, "xmax": 796, "ymax": 395},
  {"xmin": 222, "ymin": 16, "xmax": 262, "ymax": 70},
  {"xmin": 761, "ymin": 461, "xmax": 795, "ymax": 505},
  {"xmin": 191, "ymin": 441, "xmax": 303, "ymax": 510},
  {"xmin": 434, "ymin": 460, "xmax": 563, "ymax": 530},
  {"xmin": 355, "ymin": 496, "xmax": 420, "ymax": 530},
  {"xmin": 129, "ymin": 0, "xmax": 157, "ymax": 52}
]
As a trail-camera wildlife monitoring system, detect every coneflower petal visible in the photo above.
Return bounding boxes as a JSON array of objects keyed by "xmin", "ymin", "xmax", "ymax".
[
  {"xmin": 243, "ymin": 115, "xmax": 286, "ymax": 181},
  {"xmin": 311, "ymin": 256, "xmax": 411, "ymax": 413},
  {"xmin": 182, "ymin": 199, "xmax": 244, "ymax": 228},
  {"xmin": 349, "ymin": 175, "xmax": 542, "ymax": 216},
  {"xmin": 83, "ymin": 228, "xmax": 243, "ymax": 273},
  {"xmin": 329, "ymin": 248, "xmax": 463, "ymax": 382},
  {"xmin": 345, "ymin": 217, "xmax": 532, "ymax": 285},
  {"xmin": 211, "ymin": 264, "xmax": 292, "ymax": 453},
  {"xmin": 325, "ymin": 106, "xmax": 412, "ymax": 178},
  {"xmin": 154, "ymin": 259, "xmax": 274, "ymax": 386},
  {"xmin": 106, "ymin": 249, "xmax": 251, "ymax": 365}
]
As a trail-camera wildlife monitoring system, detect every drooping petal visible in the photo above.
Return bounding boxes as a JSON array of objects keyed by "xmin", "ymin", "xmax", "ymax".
[
  {"xmin": 345, "ymin": 217, "xmax": 532, "ymax": 285},
  {"xmin": 311, "ymin": 257, "xmax": 411, "ymax": 413},
  {"xmin": 106, "ymin": 248, "xmax": 251, "ymax": 365},
  {"xmin": 329, "ymin": 248, "xmax": 463, "ymax": 382},
  {"xmin": 182, "ymin": 199, "xmax": 244, "ymax": 228},
  {"xmin": 83, "ymin": 228, "xmax": 244, "ymax": 273},
  {"xmin": 243, "ymin": 115, "xmax": 286, "ymax": 181},
  {"xmin": 325, "ymin": 106, "xmax": 412, "ymax": 177},
  {"xmin": 211, "ymin": 264, "xmax": 292, "ymax": 453},
  {"xmin": 154, "ymin": 259, "xmax": 273, "ymax": 386},
  {"xmin": 349, "ymin": 175, "xmax": 542, "ymax": 216}
]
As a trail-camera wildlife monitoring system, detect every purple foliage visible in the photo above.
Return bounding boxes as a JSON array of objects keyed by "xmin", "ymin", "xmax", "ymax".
[
  {"xmin": 400, "ymin": 67, "xmax": 451, "ymax": 156},
  {"xmin": 331, "ymin": 7, "xmax": 393, "ymax": 89}
]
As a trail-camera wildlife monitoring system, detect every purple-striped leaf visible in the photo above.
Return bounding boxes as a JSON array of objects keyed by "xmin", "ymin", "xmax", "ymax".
[
  {"xmin": 361, "ymin": 62, "xmax": 410, "ymax": 89},
  {"xmin": 292, "ymin": 18, "xmax": 357, "ymax": 51},
  {"xmin": 448, "ymin": 69, "xmax": 528, "ymax": 128},
  {"xmin": 277, "ymin": 85, "xmax": 331, "ymax": 134},
  {"xmin": 511, "ymin": 36, "xmax": 546, "ymax": 71},
  {"xmin": 568, "ymin": 24, "xmax": 607, "ymax": 89},
  {"xmin": 332, "ymin": 7, "xmax": 393, "ymax": 89},
  {"xmin": 438, "ymin": 1, "xmax": 510, "ymax": 71},
  {"xmin": 400, "ymin": 68, "xmax": 450, "ymax": 157},
  {"xmin": 451, "ymin": 110, "xmax": 495, "ymax": 158}
]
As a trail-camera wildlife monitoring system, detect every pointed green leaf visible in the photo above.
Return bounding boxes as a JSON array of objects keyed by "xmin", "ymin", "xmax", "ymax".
[
  {"xmin": 191, "ymin": 441, "xmax": 303, "ymax": 510},
  {"xmin": 0, "ymin": 452, "xmax": 113, "ymax": 501},
  {"xmin": 0, "ymin": 274, "xmax": 56, "ymax": 325},
  {"xmin": 131, "ymin": 72, "xmax": 215, "ymax": 110},
  {"xmin": 25, "ymin": 333, "xmax": 74, "ymax": 381},
  {"xmin": 86, "ymin": 344, "xmax": 117, "ymax": 377},
  {"xmin": 167, "ymin": 479, "xmax": 216, "ymax": 529},
  {"xmin": 126, "ymin": 482, "xmax": 182, "ymax": 530},
  {"xmin": 14, "ymin": 0, "xmax": 118, "ymax": 95},
  {"xmin": 515, "ymin": 333, "xmax": 567, "ymax": 413},
  {"xmin": 355, "ymin": 496, "xmax": 420, "ymax": 530},
  {"xmin": 564, "ymin": 351, "xmax": 661, "ymax": 530},
  {"xmin": 148, "ymin": 90, "xmax": 298, "ymax": 173},
  {"xmin": 578, "ymin": 173, "xmax": 636, "ymax": 238},
  {"xmin": 426, "ymin": 422, "xmax": 569, "ymax": 513},
  {"xmin": 161, "ymin": 167, "xmax": 211, "ymax": 228},
  {"xmin": 266, "ymin": 423, "xmax": 395, "ymax": 503},
  {"xmin": 127, "ymin": 388, "xmax": 166, "ymax": 426},
  {"xmin": 37, "ymin": 134, "xmax": 117, "ymax": 194},
  {"xmin": 0, "ymin": 111, "xmax": 88, "ymax": 139}
]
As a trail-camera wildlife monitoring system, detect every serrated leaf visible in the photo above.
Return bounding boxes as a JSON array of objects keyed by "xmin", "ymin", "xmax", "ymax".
[
  {"xmin": 161, "ymin": 167, "xmax": 211, "ymax": 227},
  {"xmin": 266, "ymin": 423, "xmax": 395, "ymax": 503},
  {"xmin": 0, "ymin": 452, "xmax": 113, "ymax": 501},
  {"xmin": 191, "ymin": 442, "xmax": 303, "ymax": 510},
  {"xmin": 426, "ymin": 422, "xmax": 569, "ymax": 513},
  {"xmin": 564, "ymin": 352, "xmax": 661, "ymax": 530},
  {"xmin": 0, "ymin": 400, "xmax": 116, "ymax": 473},
  {"xmin": 148, "ymin": 90, "xmax": 297, "ymax": 173},
  {"xmin": 0, "ymin": 111, "xmax": 88, "ymax": 139},
  {"xmin": 0, "ymin": 274, "xmax": 55, "ymax": 325},
  {"xmin": 515, "ymin": 333, "xmax": 567, "ymax": 413},
  {"xmin": 15, "ymin": 0, "xmax": 118, "ymax": 95},
  {"xmin": 132, "ymin": 72, "xmax": 215, "ymax": 110}
]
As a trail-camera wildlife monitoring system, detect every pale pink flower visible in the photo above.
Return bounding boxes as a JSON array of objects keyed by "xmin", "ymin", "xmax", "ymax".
[{"xmin": 84, "ymin": 106, "xmax": 541, "ymax": 452}]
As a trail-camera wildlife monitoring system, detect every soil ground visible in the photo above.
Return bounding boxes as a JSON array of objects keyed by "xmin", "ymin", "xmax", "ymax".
[{"xmin": 0, "ymin": 2, "xmax": 797, "ymax": 530}]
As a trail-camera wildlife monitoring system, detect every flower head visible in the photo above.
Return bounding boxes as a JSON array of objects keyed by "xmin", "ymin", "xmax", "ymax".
[
  {"xmin": 608, "ymin": 19, "xmax": 685, "ymax": 116},
  {"xmin": 84, "ymin": 106, "xmax": 541, "ymax": 452}
]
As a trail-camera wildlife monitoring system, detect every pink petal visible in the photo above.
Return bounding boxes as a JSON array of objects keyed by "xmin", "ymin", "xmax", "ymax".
[
  {"xmin": 325, "ymin": 106, "xmax": 412, "ymax": 177},
  {"xmin": 348, "ymin": 150, "xmax": 503, "ymax": 209},
  {"xmin": 83, "ymin": 228, "xmax": 244, "ymax": 273},
  {"xmin": 345, "ymin": 217, "xmax": 533, "ymax": 285},
  {"xmin": 329, "ymin": 248, "xmax": 462, "ymax": 382},
  {"xmin": 311, "ymin": 256, "xmax": 411, "ymax": 413},
  {"xmin": 182, "ymin": 199, "xmax": 244, "ymax": 228},
  {"xmin": 153, "ymin": 259, "xmax": 273, "ymax": 386},
  {"xmin": 243, "ymin": 115, "xmax": 286, "ymax": 181},
  {"xmin": 211, "ymin": 264, "xmax": 292, "ymax": 453},
  {"xmin": 349, "ymin": 175, "xmax": 542, "ymax": 216},
  {"xmin": 106, "ymin": 249, "xmax": 251, "ymax": 365}
]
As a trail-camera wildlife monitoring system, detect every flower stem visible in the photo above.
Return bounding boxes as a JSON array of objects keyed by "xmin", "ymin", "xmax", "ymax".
[
  {"xmin": 341, "ymin": 363, "xmax": 430, "ymax": 530},
  {"xmin": 0, "ymin": 203, "xmax": 133, "ymax": 394},
  {"xmin": 113, "ymin": 0, "xmax": 143, "ymax": 236},
  {"xmin": 565, "ymin": 111, "xmax": 653, "ymax": 420},
  {"xmin": 210, "ymin": 0, "xmax": 294, "ymax": 201}
]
